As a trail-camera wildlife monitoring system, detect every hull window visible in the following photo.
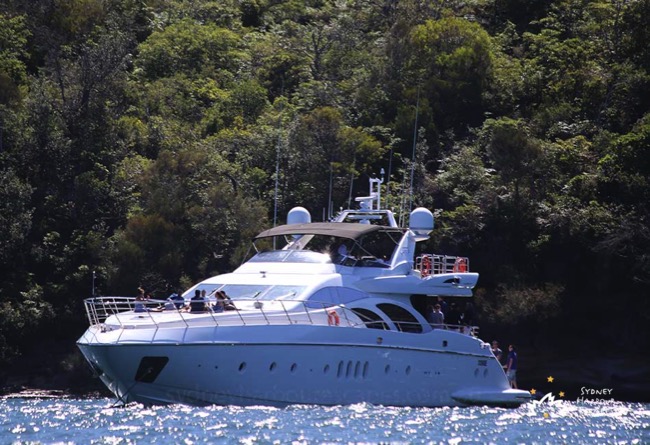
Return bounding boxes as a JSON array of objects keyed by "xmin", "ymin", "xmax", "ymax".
[
  {"xmin": 135, "ymin": 356, "xmax": 169, "ymax": 383},
  {"xmin": 337, "ymin": 360, "xmax": 370, "ymax": 380}
]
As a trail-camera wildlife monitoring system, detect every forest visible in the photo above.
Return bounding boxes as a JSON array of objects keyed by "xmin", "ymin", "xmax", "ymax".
[{"xmin": 0, "ymin": 0, "xmax": 649, "ymax": 395}]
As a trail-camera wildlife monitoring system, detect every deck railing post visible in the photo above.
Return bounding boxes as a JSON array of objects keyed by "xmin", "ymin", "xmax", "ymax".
[{"xmin": 302, "ymin": 301, "xmax": 314, "ymax": 324}]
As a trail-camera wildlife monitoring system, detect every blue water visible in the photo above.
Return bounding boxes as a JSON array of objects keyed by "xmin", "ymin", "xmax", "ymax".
[{"xmin": 1, "ymin": 397, "xmax": 648, "ymax": 444}]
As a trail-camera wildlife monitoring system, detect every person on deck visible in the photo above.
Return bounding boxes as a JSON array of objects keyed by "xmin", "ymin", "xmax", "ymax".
[
  {"xmin": 446, "ymin": 302, "xmax": 462, "ymax": 327},
  {"xmin": 134, "ymin": 287, "xmax": 147, "ymax": 313},
  {"xmin": 190, "ymin": 289, "xmax": 208, "ymax": 313},
  {"xmin": 505, "ymin": 344, "xmax": 518, "ymax": 389},
  {"xmin": 427, "ymin": 304, "xmax": 444, "ymax": 329},
  {"xmin": 491, "ymin": 340, "xmax": 503, "ymax": 364}
]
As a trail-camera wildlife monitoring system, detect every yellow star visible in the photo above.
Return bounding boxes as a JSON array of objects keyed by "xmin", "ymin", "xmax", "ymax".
[
  {"xmin": 543, "ymin": 412, "xmax": 550, "ymax": 418},
  {"xmin": 559, "ymin": 391, "xmax": 565, "ymax": 398},
  {"xmin": 547, "ymin": 376, "xmax": 554, "ymax": 383},
  {"xmin": 530, "ymin": 388, "xmax": 537, "ymax": 395}
]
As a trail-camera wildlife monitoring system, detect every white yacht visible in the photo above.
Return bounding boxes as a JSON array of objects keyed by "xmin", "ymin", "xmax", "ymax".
[{"xmin": 77, "ymin": 177, "xmax": 531, "ymax": 407}]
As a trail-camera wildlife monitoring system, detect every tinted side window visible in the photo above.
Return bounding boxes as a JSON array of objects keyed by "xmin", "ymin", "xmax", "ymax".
[
  {"xmin": 331, "ymin": 287, "xmax": 369, "ymax": 304},
  {"xmin": 306, "ymin": 288, "xmax": 336, "ymax": 308},
  {"xmin": 377, "ymin": 303, "xmax": 423, "ymax": 333},
  {"xmin": 351, "ymin": 308, "xmax": 388, "ymax": 330}
]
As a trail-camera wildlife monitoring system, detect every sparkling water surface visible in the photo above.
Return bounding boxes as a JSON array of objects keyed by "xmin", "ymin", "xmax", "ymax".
[{"xmin": 1, "ymin": 397, "xmax": 648, "ymax": 444}]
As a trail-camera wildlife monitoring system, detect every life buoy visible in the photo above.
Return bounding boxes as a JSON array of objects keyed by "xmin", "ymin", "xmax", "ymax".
[
  {"xmin": 453, "ymin": 257, "xmax": 467, "ymax": 273},
  {"xmin": 421, "ymin": 255, "xmax": 432, "ymax": 277},
  {"xmin": 327, "ymin": 309, "xmax": 340, "ymax": 326}
]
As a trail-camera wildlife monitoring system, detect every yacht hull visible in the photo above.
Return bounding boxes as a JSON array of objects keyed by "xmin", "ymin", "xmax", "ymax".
[{"xmin": 77, "ymin": 325, "xmax": 528, "ymax": 407}]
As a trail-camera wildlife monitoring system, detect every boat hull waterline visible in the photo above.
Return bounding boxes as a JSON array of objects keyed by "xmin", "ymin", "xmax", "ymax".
[{"xmin": 78, "ymin": 324, "xmax": 528, "ymax": 407}]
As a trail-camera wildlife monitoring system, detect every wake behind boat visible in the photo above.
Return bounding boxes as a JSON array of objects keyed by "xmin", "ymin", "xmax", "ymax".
[{"xmin": 77, "ymin": 177, "xmax": 530, "ymax": 407}]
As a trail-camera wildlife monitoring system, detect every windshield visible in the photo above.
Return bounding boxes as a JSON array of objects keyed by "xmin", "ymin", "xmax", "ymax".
[
  {"xmin": 248, "ymin": 250, "xmax": 331, "ymax": 264},
  {"xmin": 186, "ymin": 284, "xmax": 306, "ymax": 301},
  {"xmin": 251, "ymin": 231, "xmax": 400, "ymax": 268}
]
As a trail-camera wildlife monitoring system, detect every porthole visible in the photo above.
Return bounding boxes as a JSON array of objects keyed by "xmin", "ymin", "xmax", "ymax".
[
  {"xmin": 405, "ymin": 365, "xmax": 411, "ymax": 375},
  {"xmin": 442, "ymin": 340, "xmax": 448, "ymax": 347},
  {"xmin": 290, "ymin": 363, "xmax": 297, "ymax": 373},
  {"xmin": 385, "ymin": 364, "xmax": 391, "ymax": 374},
  {"xmin": 483, "ymin": 368, "xmax": 488, "ymax": 378},
  {"xmin": 474, "ymin": 368, "xmax": 479, "ymax": 377},
  {"xmin": 362, "ymin": 362, "xmax": 369, "ymax": 378},
  {"xmin": 238, "ymin": 362, "xmax": 246, "ymax": 372},
  {"xmin": 337, "ymin": 361, "xmax": 344, "ymax": 378},
  {"xmin": 324, "ymin": 364, "xmax": 330, "ymax": 374},
  {"xmin": 269, "ymin": 362, "xmax": 277, "ymax": 372}
]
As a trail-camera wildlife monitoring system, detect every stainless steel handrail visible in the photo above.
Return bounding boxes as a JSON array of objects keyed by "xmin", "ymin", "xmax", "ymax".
[{"xmin": 82, "ymin": 296, "xmax": 479, "ymax": 336}]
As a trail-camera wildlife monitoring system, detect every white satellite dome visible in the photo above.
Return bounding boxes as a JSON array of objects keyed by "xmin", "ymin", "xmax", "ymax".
[
  {"xmin": 287, "ymin": 206, "xmax": 311, "ymax": 225},
  {"xmin": 409, "ymin": 207, "xmax": 434, "ymax": 241}
]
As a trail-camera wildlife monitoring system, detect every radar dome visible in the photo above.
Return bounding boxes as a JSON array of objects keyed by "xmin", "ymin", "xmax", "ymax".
[
  {"xmin": 287, "ymin": 206, "xmax": 311, "ymax": 225},
  {"xmin": 409, "ymin": 207, "xmax": 434, "ymax": 241}
]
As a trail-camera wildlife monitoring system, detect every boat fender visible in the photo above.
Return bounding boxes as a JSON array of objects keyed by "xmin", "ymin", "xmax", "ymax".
[
  {"xmin": 453, "ymin": 257, "xmax": 467, "ymax": 273},
  {"xmin": 327, "ymin": 309, "xmax": 340, "ymax": 326}
]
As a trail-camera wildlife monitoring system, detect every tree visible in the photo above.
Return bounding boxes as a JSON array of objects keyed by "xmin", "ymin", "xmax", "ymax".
[
  {"xmin": 407, "ymin": 17, "xmax": 494, "ymax": 137},
  {"xmin": 0, "ymin": 13, "xmax": 30, "ymax": 104},
  {"xmin": 136, "ymin": 19, "xmax": 246, "ymax": 81}
]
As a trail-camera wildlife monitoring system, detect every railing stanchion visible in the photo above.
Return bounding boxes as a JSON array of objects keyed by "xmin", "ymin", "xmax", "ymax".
[
  {"xmin": 280, "ymin": 300, "xmax": 291, "ymax": 324},
  {"xmin": 302, "ymin": 301, "xmax": 314, "ymax": 324}
]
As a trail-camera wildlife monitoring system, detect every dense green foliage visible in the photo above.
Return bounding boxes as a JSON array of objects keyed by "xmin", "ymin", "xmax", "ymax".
[{"xmin": 1, "ymin": 0, "xmax": 649, "ymax": 376}]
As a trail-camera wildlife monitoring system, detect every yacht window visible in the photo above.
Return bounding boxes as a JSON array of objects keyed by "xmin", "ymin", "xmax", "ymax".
[
  {"xmin": 350, "ymin": 308, "xmax": 388, "ymax": 330},
  {"xmin": 252, "ymin": 234, "xmax": 342, "ymax": 262},
  {"xmin": 331, "ymin": 287, "xmax": 370, "ymax": 304},
  {"xmin": 339, "ymin": 212, "xmax": 392, "ymax": 226},
  {"xmin": 354, "ymin": 230, "xmax": 401, "ymax": 264},
  {"xmin": 306, "ymin": 287, "xmax": 369, "ymax": 308},
  {"xmin": 257, "ymin": 286, "xmax": 306, "ymax": 301},
  {"xmin": 305, "ymin": 288, "xmax": 336, "ymax": 308},
  {"xmin": 248, "ymin": 250, "xmax": 331, "ymax": 264},
  {"xmin": 377, "ymin": 303, "xmax": 423, "ymax": 333},
  {"xmin": 217, "ymin": 284, "xmax": 270, "ymax": 300},
  {"xmin": 205, "ymin": 284, "xmax": 307, "ymax": 301}
]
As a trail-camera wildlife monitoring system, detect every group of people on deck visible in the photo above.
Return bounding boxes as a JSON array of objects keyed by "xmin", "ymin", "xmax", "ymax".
[
  {"xmin": 491, "ymin": 340, "xmax": 518, "ymax": 389},
  {"xmin": 134, "ymin": 287, "xmax": 236, "ymax": 313},
  {"xmin": 189, "ymin": 289, "xmax": 236, "ymax": 313},
  {"xmin": 422, "ymin": 297, "xmax": 519, "ymax": 389}
]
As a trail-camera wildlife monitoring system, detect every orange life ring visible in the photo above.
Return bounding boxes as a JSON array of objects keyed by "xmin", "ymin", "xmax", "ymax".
[
  {"xmin": 421, "ymin": 255, "xmax": 432, "ymax": 277},
  {"xmin": 327, "ymin": 309, "xmax": 340, "ymax": 326},
  {"xmin": 453, "ymin": 257, "xmax": 467, "ymax": 273}
]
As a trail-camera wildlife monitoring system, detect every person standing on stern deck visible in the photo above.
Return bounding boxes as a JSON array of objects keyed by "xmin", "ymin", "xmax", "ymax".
[
  {"xmin": 505, "ymin": 344, "xmax": 518, "ymax": 389},
  {"xmin": 491, "ymin": 340, "xmax": 503, "ymax": 364}
]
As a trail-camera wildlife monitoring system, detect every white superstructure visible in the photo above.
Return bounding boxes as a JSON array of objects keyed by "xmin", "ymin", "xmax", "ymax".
[{"xmin": 77, "ymin": 179, "xmax": 530, "ymax": 407}]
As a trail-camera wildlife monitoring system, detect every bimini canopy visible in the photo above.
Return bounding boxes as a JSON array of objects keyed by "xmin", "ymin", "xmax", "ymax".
[{"xmin": 255, "ymin": 222, "xmax": 403, "ymax": 241}]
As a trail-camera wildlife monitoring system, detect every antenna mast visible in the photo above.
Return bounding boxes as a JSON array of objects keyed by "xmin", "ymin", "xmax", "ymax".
[{"xmin": 409, "ymin": 86, "xmax": 420, "ymax": 214}]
